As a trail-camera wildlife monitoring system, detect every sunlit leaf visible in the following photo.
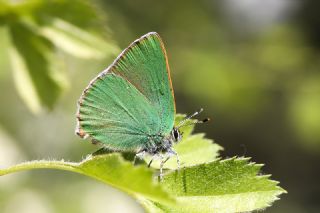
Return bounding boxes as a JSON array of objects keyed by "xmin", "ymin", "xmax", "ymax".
[
  {"xmin": 0, "ymin": 121, "xmax": 286, "ymax": 213},
  {"xmin": 2, "ymin": 0, "xmax": 118, "ymax": 113},
  {"xmin": 0, "ymin": 27, "xmax": 10, "ymax": 79},
  {"xmin": 9, "ymin": 46, "xmax": 40, "ymax": 113},
  {"xmin": 8, "ymin": 22, "xmax": 66, "ymax": 113},
  {"xmin": 143, "ymin": 158, "xmax": 286, "ymax": 213},
  {"xmin": 0, "ymin": 153, "xmax": 174, "ymax": 205},
  {"xmin": 33, "ymin": 0, "xmax": 104, "ymax": 31},
  {"xmin": 0, "ymin": 0, "xmax": 42, "ymax": 18},
  {"xmin": 38, "ymin": 18, "xmax": 119, "ymax": 59}
]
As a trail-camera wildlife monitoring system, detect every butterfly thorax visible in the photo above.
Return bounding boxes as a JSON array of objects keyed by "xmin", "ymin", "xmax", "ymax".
[{"xmin": 142, "ymin": 127, "xmax": 181, "ymax": 155}]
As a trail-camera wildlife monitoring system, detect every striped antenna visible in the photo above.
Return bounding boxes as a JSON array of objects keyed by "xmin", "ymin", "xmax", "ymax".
[{"xmin": 176, "ymin": 108, "xmax": 210, "ymax": 129}]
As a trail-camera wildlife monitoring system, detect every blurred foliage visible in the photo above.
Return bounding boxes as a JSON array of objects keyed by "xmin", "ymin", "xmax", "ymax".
[
  {"xmin": 103, "ymin": 0, "xmax": 320, "ymax": 150},
  {"xmin": 289, "ymin": 76, "xmax": 320, "ymax": 149},
  {"xmin": 0, "ymin": 115, "xmax": 286, "ymax": 212},
  {"xmin": 0, "ymin": 0, "xmax": 320, "ymax": 212},
  {"xmin": 0, "ymin": 0, "xmax": 118, "ymax": 113}
]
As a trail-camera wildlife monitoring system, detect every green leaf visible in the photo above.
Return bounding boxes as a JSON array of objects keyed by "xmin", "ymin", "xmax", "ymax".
[
  {"xmin": 0, "ymin": 0, "xmax": 42, "ymax": 18},
  {"xmin": 38, "ymin": 18, "xmax": 119, "ymax": 59},
  {"xmin": 8, "ymin": 22, "xmax": 66, "ymax": 113},
  {"xmin": 0, "ymin": 153, "xmax": 174, "ymax": 205},
  {"xmin": 1, "ymin": 1, "xmax": 119, "ymax": 113},
  {"xmin": 145, "ymin": 158, "xmax": 286, "ymax": 213},
  {"xmin": 0, "ymin": 26, "xmax": 10, "ymax": 79},
  {"xmin": 32, "ymin": 0, "xmax": 105, "ymax": 31},
  {"xmin": 0, "ymin": 113, "xmax": 286, "ymax": 212}
]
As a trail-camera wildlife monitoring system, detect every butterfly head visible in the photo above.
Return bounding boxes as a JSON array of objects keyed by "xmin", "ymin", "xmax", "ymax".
[
  {"xmin": 172, "ymin": 108, "xmax": 210, "ymax": 143},
  {"xmin": 171, "ymin": 127, "xmax": 182, "ymax": 143}
]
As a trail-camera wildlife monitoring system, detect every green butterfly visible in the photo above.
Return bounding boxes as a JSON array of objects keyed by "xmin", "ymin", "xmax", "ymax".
[{"xmin": 76, "ymin": 32, "xmax": 208, "ymax": 178}]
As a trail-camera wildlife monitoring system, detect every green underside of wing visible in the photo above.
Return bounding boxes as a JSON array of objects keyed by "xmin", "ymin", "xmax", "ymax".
[
  {"xmin": 78, "ymin": 33, "xmax": 175, "ymax": 151},
  {"xmin": 111, "ymin": 33, "xmax": 175, "ymax": 134},
  {"xmin": 79, "ymin": 74, "xmax": 162, "ymax": 151}
]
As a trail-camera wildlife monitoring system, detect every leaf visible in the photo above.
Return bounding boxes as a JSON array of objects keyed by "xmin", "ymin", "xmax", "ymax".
[
  {"xmin": 0, "ymin": 153, "xmax": 174, "ymax": 205},
  {"xmin": 32, "ymin": 0, "xmax": 105, "ymax": 31},
  {"xmin": 0, "ymin": 113, "xmax": 286, "ymax": 212},
  {"xmin": 38, "ymin": 18, "xmax": 119, "ymax": 59},
  {"xmin": 2, "ymin": 1, "xmax": 119, "ymax": 113},
  {"xmin": 146, "ymin": 114, "xmax": 223, "ymax": 169},
  {"xmin": 8, "ymin": 22, "xmax": 67, "ymax": 113},
  {"xmin": 138, "ymin": 197, "xmax": 166, "ymax": 213},
  {"xmin": 144, "ymin": 158, "xmax": 286, "ymax": 213},
  {"xmin": 0, "ymin": 0, "xmax": 42, "ymax": 18},
  {"xmin": 0, "ymin": 26, "xmax": 10, "ymax": 79}
]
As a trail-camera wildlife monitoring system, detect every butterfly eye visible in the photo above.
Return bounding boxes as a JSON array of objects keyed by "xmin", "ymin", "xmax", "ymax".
[
  {"xmin": 174, "ymin": 130, "xmax": 179, "ymax": 139},
  {"xmin": 172, "ymin": 129, "xmax": 181, "ymax": 142}
]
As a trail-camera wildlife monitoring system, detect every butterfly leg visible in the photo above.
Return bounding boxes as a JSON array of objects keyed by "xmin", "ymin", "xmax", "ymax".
[
  {"xmin": 159, "ymin": 155, "xmax": 171, "ymax": 181},
  {"xmin": 159, "ymin": 155, "xmax": 165, "ymax": 180},
  {"xmin": 168, "ymin": 149, "xmax": 180, "ymax": 170},
  {"xmin": 148, "ymin": 156, "xmax": 155, "ymax": 168}
]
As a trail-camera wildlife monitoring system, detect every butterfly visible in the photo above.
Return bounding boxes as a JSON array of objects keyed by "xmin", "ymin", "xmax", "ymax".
[{"xmin": 75, "ymin": 32, "xmax": 208, "ymax": 178}]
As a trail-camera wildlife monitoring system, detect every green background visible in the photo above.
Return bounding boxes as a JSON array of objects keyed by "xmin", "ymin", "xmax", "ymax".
[{"xmin": 0, "ymin": 0, "xmax": 319, "ymax": 212}]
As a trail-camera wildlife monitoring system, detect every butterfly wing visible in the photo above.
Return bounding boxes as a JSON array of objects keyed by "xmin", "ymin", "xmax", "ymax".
[{"xmin": 76, "ymin": 32, "xmax": 175, "ymax": 151}]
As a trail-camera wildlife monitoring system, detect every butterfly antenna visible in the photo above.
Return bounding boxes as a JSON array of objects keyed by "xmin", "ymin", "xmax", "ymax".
[{"xmin": 177, "ymin": 108, "xmax": 210, "ymax": 129}]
